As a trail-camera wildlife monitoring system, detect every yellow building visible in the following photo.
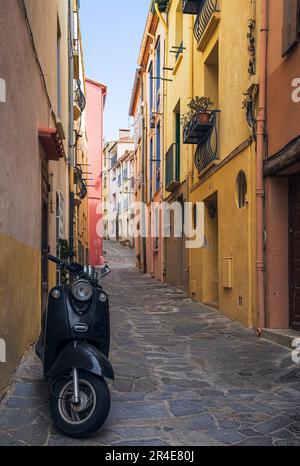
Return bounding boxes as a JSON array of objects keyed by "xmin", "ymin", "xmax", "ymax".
[{"xmin": 161, "ymin": 0, "xmax": 260, "ymax": 328}]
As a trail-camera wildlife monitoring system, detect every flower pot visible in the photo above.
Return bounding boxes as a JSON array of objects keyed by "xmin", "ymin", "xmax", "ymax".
[{"xmin": 197, "ymin": 112, "xmax": 211, "ymax": 125}]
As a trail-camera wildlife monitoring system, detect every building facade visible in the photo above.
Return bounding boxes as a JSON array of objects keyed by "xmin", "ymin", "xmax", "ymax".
[
  {"xmin": 131, "ymin": 0, "xmax": 264, "ymax": 329},
  {"xmin": 131, "ymin": 3, "xmax": 166, "ymax": 282},
  {"xmin": 0, "ymin": 0, "xmax": 71, "ymax": 396},
  {"xmin": 86, "ymin": 79, "xmax": 107, "ymax": 267},
  {"xmin": 104, "ymin": 130, "xmax": 134, "ymax": 243},
  {"xmin": 264, "ymin": 0, "xmax": 300, "ymax": 331},
  {"xmin": 0, "ymin": 0, "xmax": 103, "ymax": 397}
]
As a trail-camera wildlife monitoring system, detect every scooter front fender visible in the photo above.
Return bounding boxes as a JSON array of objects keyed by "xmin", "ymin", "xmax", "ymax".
[{"xmin": 46, "ymin": 342, "xmax": 115, "ymax": 380}]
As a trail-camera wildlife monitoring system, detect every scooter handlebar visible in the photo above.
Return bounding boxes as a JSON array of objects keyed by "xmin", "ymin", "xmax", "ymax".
[
  {"xmin": 48, "ymin": 255, "xmax": 84, "ymax": 276},
  {"xmin": 48, "ymin": 255, "xmax": 62, "ymax": 266}
]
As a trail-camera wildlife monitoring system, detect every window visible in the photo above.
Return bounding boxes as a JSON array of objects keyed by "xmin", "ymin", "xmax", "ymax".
[
  {"xmin": 154, "ymin": 208, "xmax": 159, "ymax": 251},
  {"xmin": 236, "ymin": 171, "xmax": 247, "ymax": 209},
  {"xmin": 282, "ymin": 0, "xmax": 300, "ymax": 56},
  {"xmin": 150, "ymin": 138, "xmax": 153, "ymax": 200},
  {"xmin": 156, "ymin": 123, "xmax": 161, "ymax": 192},
  {"xmin": 156, "ymin": 38, "xmax": 161, "ymax": 111},
  {"xmin": 175, "ymin": 110, "xmax": 181, "ymax": 181}
]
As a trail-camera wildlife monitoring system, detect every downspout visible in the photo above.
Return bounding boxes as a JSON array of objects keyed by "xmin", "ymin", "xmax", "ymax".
[
  {"xmin": 154, "ymin": 0, "xmax": 169, "ymax": 283},
  {"xmin": 256, "ymin": 0, "xmax": 268, "ymax": 332},
  {"xmin": 68, "ymin": 0, "xmax": 75, "ymax": 253}
]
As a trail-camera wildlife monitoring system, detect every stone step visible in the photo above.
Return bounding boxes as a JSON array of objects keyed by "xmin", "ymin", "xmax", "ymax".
[{"xmin": 261, "ymin": 328, "xmax": 300, "ymax": 349}]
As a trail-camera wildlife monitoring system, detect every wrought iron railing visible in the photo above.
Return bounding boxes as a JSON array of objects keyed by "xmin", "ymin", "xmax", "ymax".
[
  {"xmin": 193, "ymin": 0, "xmax": 220, "ymax": 43},
  {"xmin": 183, "ymin": 0, "xmax": 203, "ymax": 15},
  {"xmin": 165, "ymin": 143, "xmax": 180, "ymax": 192},
  {"xmin": 74, "ymin": 79, "xmax": 86, "ymax": 113},
  {"xmin": 74, "ymin": 165, "xmax": 87, "ymax": 200},
  {"xmin": 194, "ymin": 111, "xmax": 219, "ymax": 172}
]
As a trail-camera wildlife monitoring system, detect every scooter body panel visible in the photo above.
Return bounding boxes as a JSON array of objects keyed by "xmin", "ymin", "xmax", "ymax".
[
  {"xmin": 46, "ymin": 341, "xmax": 115, "ymax": 380},
  {"xmin": 43, "ymin": 285, "xmax": 110, "ymax": 378}
]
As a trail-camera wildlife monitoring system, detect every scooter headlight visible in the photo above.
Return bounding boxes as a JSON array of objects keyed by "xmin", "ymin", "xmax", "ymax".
[{"xmin": 70, "ymin": 280, "xmax": 93, "ymax": 302}]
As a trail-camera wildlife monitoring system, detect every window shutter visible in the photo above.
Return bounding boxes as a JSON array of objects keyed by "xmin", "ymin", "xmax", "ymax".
[{"xmin": 282, "ymin": 0, "xmax": 300, "ymax": 56}]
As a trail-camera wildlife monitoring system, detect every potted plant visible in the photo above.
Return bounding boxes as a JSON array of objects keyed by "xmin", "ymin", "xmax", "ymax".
[{"xmin": 181, "ymin": 96, "xmax": 215, "ymax": 129}]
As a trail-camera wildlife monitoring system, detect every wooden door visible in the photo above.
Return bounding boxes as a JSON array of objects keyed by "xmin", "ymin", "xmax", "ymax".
[{"xmin": 290, "ymin": 175, "xmax": 300, "ymax": 330}]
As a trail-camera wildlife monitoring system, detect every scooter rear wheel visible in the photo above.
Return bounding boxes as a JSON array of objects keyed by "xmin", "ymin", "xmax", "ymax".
[{"xmin": 50, "ymin": 371, "xmax": 111, "ymax": 439}]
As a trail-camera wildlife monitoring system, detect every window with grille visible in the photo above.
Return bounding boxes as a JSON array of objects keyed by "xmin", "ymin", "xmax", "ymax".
[{"xmin": 236, "ymin": 171, "xmax": 247, "ymax": 209}]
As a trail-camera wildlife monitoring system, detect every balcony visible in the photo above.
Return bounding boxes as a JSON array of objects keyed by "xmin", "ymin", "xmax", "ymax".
[
  {"xmin": 183, "ymin": 0, "xmax": 202, "ymax": 15},
  {"xmin": 165, "ymin": 143, "xmax": 180, "ymax": 193},
  {"xmin": 194, "ymin": 0, "xmax": 220, "ymax": 51},
  {"xmin": 193, "ymin": 111, "xmax": 219, "ymax": 172}
]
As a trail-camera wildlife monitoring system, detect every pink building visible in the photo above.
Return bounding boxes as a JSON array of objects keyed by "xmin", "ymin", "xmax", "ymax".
[{"xmin": 86, "ymin": 79, "xmax": 107, "ymax": 266}]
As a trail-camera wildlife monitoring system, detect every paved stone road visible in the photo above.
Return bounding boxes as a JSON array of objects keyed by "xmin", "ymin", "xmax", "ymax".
[{"xmin": 1, "ymin": 240, "xmax": 300, "ymax": 446}]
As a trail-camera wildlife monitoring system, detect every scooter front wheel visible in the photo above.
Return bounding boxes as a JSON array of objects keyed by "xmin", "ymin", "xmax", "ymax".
[{"xmin": 50, "ymin": 371, "xmax": 111, "ymax": 439}]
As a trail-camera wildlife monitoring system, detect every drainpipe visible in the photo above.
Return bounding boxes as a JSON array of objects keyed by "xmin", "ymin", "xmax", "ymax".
[
  {"xmin": 68, "ymin": 0, "xmax": 75, "ymax": 253},
  {"xmin": 256, "ymin": 0, "xmax": 268, "ymax": 332}
]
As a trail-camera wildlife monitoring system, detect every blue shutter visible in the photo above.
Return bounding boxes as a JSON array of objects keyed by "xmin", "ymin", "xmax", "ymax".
[
  {"xmin": 156, "ymin": 123, "xmax": 161, "ymax": 192},
  {"xmin": 156, "ymin": 39, "xmax": 161, "ymax": 110},
  {"xmin": 150, "ymin": 139, "xmax": 153, "ymax": 200}
]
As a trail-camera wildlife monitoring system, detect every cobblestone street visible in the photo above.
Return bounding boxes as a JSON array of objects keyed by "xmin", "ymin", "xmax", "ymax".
[{"xmin": 0, "ymin": 241, "xmax": 300, "ymax": 446}]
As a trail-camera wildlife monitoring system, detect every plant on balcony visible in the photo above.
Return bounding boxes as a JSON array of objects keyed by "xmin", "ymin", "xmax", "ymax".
[
  {"xmin": 181, "ymin": 96, "xmax": 215, "ymax": 145},
  {"xmin": 187, "ymin": 96, "xmax": 214, "ymax": 125}
]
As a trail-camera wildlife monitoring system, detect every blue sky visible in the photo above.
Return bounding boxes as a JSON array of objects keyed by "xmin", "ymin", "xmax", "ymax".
[{"xmin": 80, "ymin": 0, "xmax": 150, "ymax": 142}]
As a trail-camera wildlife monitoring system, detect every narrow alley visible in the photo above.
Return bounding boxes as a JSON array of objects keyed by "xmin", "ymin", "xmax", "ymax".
[{"xmin": 0, "ymin": 241, "xmax": 300, "ymax": 446}]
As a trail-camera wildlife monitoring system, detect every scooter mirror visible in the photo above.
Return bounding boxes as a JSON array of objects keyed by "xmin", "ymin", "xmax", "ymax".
[{"xmin": 100, "ymin": 264, "xmax": 111, "ymax": 278}]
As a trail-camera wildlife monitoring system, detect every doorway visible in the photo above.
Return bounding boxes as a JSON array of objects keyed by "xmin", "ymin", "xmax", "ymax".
[
  {"xmin": 41, "ymin": 152, "xmax": 49, "ymax": 312},
  {"xmin": 289, "ymin": 175, "xmax": 300, "ymax": 331},
  {"xmin": 203, "ymin": 193, "xmax": 219, "ymax": 306}
]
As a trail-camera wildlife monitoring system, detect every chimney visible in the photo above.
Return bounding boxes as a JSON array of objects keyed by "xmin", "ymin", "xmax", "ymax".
[{"xmin": 119, "ymin": 129, "xmax": 131, "ymax": 140}]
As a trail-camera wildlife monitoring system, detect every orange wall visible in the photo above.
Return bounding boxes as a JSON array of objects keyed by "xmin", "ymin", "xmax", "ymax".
[{"xmin": 267, "ymin": 0, "xmax": 300, "ymax": 156}]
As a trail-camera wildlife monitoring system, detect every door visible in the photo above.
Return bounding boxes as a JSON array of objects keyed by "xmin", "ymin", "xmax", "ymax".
[
  {"xmin": 290, "ymin": 175, "xmax": 300, "ymax": 331},
  {"xmin": 175, "ymin": 112, "xmax": 181, "ymax": 181},
  {"xmin": 41, "ymin": 153, "xmax": 49, "ymax": 312}
]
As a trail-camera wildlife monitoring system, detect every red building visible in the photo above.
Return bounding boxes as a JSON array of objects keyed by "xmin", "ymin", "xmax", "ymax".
[{"xmin": 86, "ymin": 78, "xmax": 107, "ymax": 266}]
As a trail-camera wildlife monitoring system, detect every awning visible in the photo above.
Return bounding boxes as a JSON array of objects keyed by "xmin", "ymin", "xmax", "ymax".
[{"xmin": 38, "ymin": 127, "xmax": 66, "ymax": 161}]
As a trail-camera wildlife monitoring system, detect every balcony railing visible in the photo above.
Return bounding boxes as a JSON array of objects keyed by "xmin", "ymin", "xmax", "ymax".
[
  {"xmin": 165, "ymin": 143, "xmax": 180, "ymax": 192},
  {"xmin": 194, "ymin": 0, "xmax": 220, "ymax": 48},
  {"xmin": 183, "ymin": 0, "xmax": 202, "ymax": 15},
  {"xmin": 193, "ymin": 111, "xmax": 219, "ymax": 172},
  {"xmin": 183, "ymin": 110, "xmax": 215, "ymax": 145}
]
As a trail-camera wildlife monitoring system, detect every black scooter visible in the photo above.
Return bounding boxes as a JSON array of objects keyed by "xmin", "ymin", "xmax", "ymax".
[{"xmin": 36, "ymin": 255, "xmax": 114, "ymax": 439}]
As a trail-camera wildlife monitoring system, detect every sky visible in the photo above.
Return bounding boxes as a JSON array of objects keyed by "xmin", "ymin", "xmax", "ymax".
[{"xmin": 80, "ymin": 0, "xmax": 150, "ymax": 142}]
